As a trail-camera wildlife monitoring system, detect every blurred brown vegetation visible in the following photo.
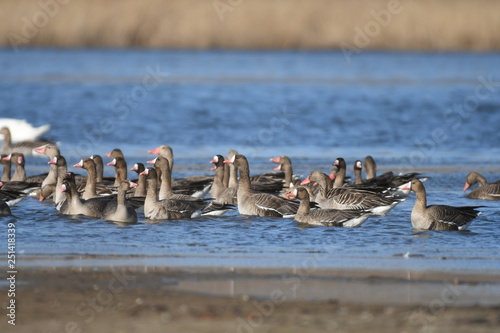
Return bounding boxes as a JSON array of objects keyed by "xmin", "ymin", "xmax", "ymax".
[{"xmin": 1, "ymin": 0, "xmax": 499, "ymax": 50}]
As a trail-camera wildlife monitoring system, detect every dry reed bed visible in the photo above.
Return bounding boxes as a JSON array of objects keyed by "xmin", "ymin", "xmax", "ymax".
[{"xmin": 1, "ymin": 0, "xmax": 499, "ymax": 50}]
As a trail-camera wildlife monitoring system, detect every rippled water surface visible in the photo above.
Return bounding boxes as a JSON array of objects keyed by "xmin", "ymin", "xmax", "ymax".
[{"xmin": 1, "ymin": 49, "xmax": 500, "ymax": 272}]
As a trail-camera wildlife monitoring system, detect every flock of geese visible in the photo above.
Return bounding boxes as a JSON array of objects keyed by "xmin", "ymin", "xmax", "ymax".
[{"xmin": 1, "ymin": 124, "xmax": 499, "ymax": 230}]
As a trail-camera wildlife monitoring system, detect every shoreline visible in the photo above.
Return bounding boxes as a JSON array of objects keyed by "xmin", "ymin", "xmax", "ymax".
[
  {"xmin": 2, "ymin": 0, "xmax": 500, "ymax": 51},
  {"xmin": 1, "ymin": 266, "xmax": 499, "ymax": 332}
]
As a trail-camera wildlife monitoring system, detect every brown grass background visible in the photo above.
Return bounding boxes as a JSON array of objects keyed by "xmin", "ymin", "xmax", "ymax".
[{"xmin": 1, "ymin": 0, "xmax": 499, "ymax": 50}]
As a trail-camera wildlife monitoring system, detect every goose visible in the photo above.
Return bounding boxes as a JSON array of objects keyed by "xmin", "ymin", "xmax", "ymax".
[
  {"xmin": 363, "ymin": 155, "xmax": 422, "ymax": 187},
  {"xmin": 210, "ymin": 154, "xmax": 237, "ymax": 205},
  {"xmin": 0, "ymin": 118, "xmax": 50, "ymax": 142},
  {"xmin": 105, "ymin": 148, "xmax": 124, "ymax": 159},
  {"xmin": 333, "ymin": 158, "xmax": 409, "ymax": 198},
  {"xmin": 2, "ymin": 153, "xmax": 26, "ymax": 182},
  {"xmin": 224, "ymin": 154, "xmax": 299, "ymax": 218},
  {"xmin": 102, "ymin": 181, "xmax": 138, "ymax": 223},
  {"xmin": 463, "ymin": 172, "xmax": 500, "ymax": 201},
  {"xmin": 58, "ymin": 172, "xmax": 114, "ymax": 218},
  {"xmin": 329, "ymin": 168, "xmax": 351, "ymax": 186},
  {"xmin": 225, "ymin": 150, "xmax": 238, "ymax": 188},
  {"xmin": 353, "ymin": 160, "xmax": 363, "ymax": 185},
  {"xmin": 332, "ymin": 157, "xmax": 348, "ymax": 188},
  {"xmin": 107, "ymin": 157, "xmax": 127, "ymax": 187},
  {"xmin": 364, "ymin": 155, "xmax": 377, "ymax": 180},
  {"xmin": 0, "ymin": 153, "xmax": 43, "ymax": 194},
  {"xmin": 0, "ymin": 182, "xmax": 26, "ymax": 206},
  {"xmin": 1, "ymin": 154, "xmax": 11, "ymax": 182},
  {"xmin": 410, "ymin": 179, "xmax": 483, "ymax": 230},
  {"xmin": 141, "ymin": 167, "xmax": 212, "ymax": 220},
  {"xmin": 286, "ymin": 187, "xmax": 372, "ymax": 227},
  {"xmin": 269, "ymin": 155, "xmax": 300, "ymax": 188},
  {"xmin": 130, "ymin": 162, "xmax": 147, "ymax": 197},
  {"xmin": 50, "ymin": 155, "xmax": 68, "ymax": 206},
  {"xmin": 148, "ymin": 145, "xmax": 174, "ymax": 171},
  {"xmin": 152, "ymin": 156, "xmax": 205, "ymax": 202},
  {"xmin": 301, "ymin": 170, "xmax": 403, "ymax": 216},
  {"xmin": 147, "ymin": 145, "xmax": 212, "ymax": 198},
  {"xmin": 0, "ymin": 199, "xmax": 12, "ymax": 216},
  {"xmin": 33, "ymin": 144, "xmax": 60, "ymax": 187},
  {"xmin": 0, "ymin": 126, "xmax": 53, "ymax": 155},
  {"xmin": 45, "ymin": 155, "xmax": 87, "ymax": 204},
  {"xmin": 73, "ymin": 158, "xmax": 113, "ymax": 199},
  {"xmin": 223, "ymin": 150, "xmax": 284, "ymax": 194}
]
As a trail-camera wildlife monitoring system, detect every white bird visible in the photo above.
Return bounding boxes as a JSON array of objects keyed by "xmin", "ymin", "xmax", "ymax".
[{"xmin": 0, "ymin": 118, "xmax": 51, "ymax": 143}]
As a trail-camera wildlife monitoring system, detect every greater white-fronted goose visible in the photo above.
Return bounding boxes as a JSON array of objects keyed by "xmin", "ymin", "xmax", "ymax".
[
  {"xmin": 0, "ymin": 153, "xmax": 43, "ymax": 194},
  {"xmin": 3, "ymin": 153, "xmax": 47, "ymax": 188},
  {"xmin": 58, "ymin": 172, "xmax": 114, "ymax": 219},
  {"xmin": 269, "ymin": 155, "xmax": 300, "ymax": 188},
  {"xmin": 91, "ymin": 154, "xmax": 104, "ymax": 182},
  {"xmin": 90, "ymin": 154, "xmax": 108, "ymax": 183},
  {"xmin": 0, "ymin": 182, "xmax": 26, "ymax": 206},
  {"xmin": 130, "ymin": 163, "xmax": 147, "ymax": 197},
  {"xmin": 0, "ymin": 126, "xmax": 53, "ymax": 155},
  {"xmin": 0, "ymin": 199, "xmax": 12, "ymax": 216},
  {"xmin": 332, "ymin": 157, "xmax": 348, "ymax": 188},
  {"xmin": 148, "ymin": 145, "xmax": 174, "ymax": 171},
  {"xmin": 1, "ymin": 154, "xmax": 11, "ymax": 182},
  {"xmin": 141, "ymin": 167, "xmax": 216, "ymax": 220},
  {"xmin": 353, "ymin": 160, "xmax": 363, "ymax": 185},
  {"xmin": 73, "ymin": 158, "xmax": 113, "ymax": 199},
  {"xmin": 210, "ymin": 154, "xmax": 238, "ymax": 205},
  {"xmin": 286, "ymin": 187, "xmax": 372, "ymax": 227},
  {"xmin": 33, "ymin": 144, "xmax": 60, "ymax": 187},
  {"xmin": 105, "ymin": 148, "xmax": 124, "ymax": 159},
  {"xmin": 333, "ymin": 158, "xmax": 409, "ymax": 198},
  {"xmin": 107, "ymin": 157, "xmax": 127, "ymax": 187},
  {"xmin": 147, "ymin": 145, "xmax": 212, "ymax": 198},
  {"xmin": 102, "ymin": 181, "xmax": 138, "ymax": 223},
  {"xmin": 364, "ymin": 155, "xmax": 377, "ymax": 180},
  {"xmin": 73, "ymin": 158, "xmax": 98, "ymax": 199},
  {"xmin": 153, "ymin": 156, "xmax": 206, "ymax": 202},
  {"xmin": 50, "ymin": 155, "xmax": 68, "ymax": 206},
  {"xmin": 463, "ymin": 172, "xmax": 500, "ymax": 201},
  {"xmin": 224, "ymin": 154, "xmax": 299, "ymax": 218},
  {"xmin": 225, "ymin": 150, "xmax": 238, "ymax": 188},
  {"xmin": 329, "ymin": 168, "xmax": 351, "ymax": 186},
  {"xmin": 2, "ymin": 153, "xmax": 26, "ymax": 182},
  {"xmin": 410, "ymin": 179, "xmax": 483, "ymax": 230},
  {"xmin": 363, "ymin": 155, "xmax": 422, "ymax": 187},
  {"xmin": 224, "ymin": 150, "xmax": 284, "ymax": 194},
  {"xmin": 301, "ymin": 170, "xmax": 402, "ymax": 216}
]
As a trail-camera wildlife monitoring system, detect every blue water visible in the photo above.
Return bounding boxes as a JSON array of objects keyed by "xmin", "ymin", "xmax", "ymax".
[{"xmin": 1, "ymin": 49, "xmax": 500, "ymax": 273}]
